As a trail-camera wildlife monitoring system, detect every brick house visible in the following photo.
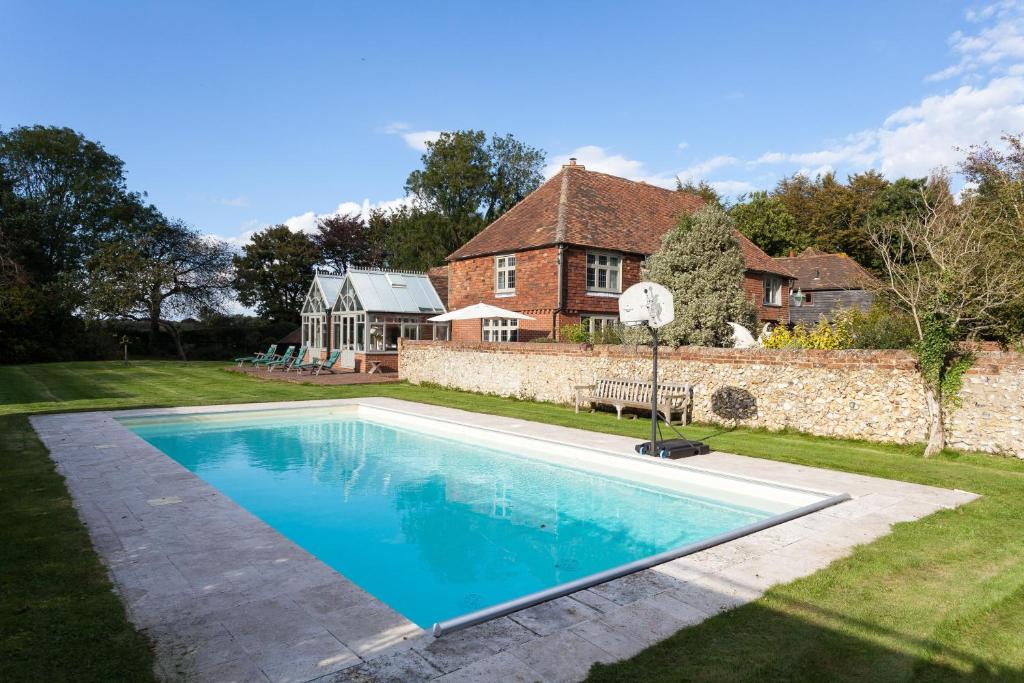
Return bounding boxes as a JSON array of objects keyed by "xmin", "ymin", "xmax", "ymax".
[
  {"xmin": 775, "ymin": 247, "xmax": 877, "ymax": 324},
  {"xmin": 446, "ymin": 160, "xmax": 794, "ymax": 342}
]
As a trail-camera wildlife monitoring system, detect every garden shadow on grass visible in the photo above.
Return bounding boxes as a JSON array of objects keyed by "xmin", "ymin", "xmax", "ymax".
[{"xmin": 585, "ymin": 572, "xmax": 1021, "ymax": 682}]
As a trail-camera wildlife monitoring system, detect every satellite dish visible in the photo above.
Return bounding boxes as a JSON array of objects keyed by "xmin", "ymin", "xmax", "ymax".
[{"xmin": 619, "ymin": 282, "xmax": 675, "ymax": 328}]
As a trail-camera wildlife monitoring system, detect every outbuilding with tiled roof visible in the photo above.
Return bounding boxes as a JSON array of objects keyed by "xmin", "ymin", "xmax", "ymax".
[{"xmin": 774, "ymin": 248, "xmax": 878, "ymax": 324}]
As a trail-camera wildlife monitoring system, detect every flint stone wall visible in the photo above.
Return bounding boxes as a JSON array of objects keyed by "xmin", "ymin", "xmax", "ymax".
[{"xmin": 399, "ymin": 340, "xmax": 1024, "ymax": 457}]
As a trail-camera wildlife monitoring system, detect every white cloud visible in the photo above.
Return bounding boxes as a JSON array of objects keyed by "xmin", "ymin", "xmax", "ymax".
[
  {"xmin": 677, "ymin": 141, "xmax": 689, "ymax": 151},
  {"xmin": 751, "ymin": 131, "xmax": 878, "ymax": 169},
  {"xmin": 210, "ymin": 196, "xmax": 413, "ymax": 253},
  {"xmin": 283, "ymin": 196, "xmax": 415, "ymax": 234},
  {"xmin": 926, "ymin": 1, "xmax": 1024, "ymax": 81},
  {"xmin": 744, "ymin": 4, "xmax": 1024, "ymax": 179},
  {"xmin": 677, "ymin": 155, "xmax": 739, "ymax": 182},
  {"xmin": 384, "ymin": 122, "xmax": 442, "ymax": 151},
  {"xmin": 747, "ymin": 69, "xmax": 1024, "ymax": 179},
  {"xmin": 877, "ymin": 75, "xmax": 1024, "ymax": 176},
  {"xmin": 543, "ymin": 145, "xmax": 654, "ymax": 181},
  {"xmin": 544, "ymin": 146, "xmax": 742, "ymax": 191},
  {"xmin": 709, "ymin": 179, "xmax": 757, "ymax": 196},
  {"xmin": 795, "ymin": 165, "xmax": 835, "ymax": 179}
]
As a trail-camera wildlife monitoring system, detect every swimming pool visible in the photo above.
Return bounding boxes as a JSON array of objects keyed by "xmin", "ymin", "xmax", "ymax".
[{"xmin": 121, "ymin": 404, "xmax": 843, "ymax": 633}]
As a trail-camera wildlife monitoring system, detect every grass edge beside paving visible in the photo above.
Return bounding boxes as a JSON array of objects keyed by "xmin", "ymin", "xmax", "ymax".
[{"xmin": 2, "ymin": 361, "xmax": 1024, "ymax": 681}]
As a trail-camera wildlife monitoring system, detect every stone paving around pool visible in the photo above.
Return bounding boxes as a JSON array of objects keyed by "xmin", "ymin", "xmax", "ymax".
[{"xmin": 31, "ymin": 398, "xmax": 979, "ymax": 683}]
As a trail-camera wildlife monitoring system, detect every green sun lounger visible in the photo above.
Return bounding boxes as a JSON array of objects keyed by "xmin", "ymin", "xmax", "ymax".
[
  {"xmin": 234, "ymin": 344, "xmax": 276, "ymax": 367},
  {"xmin": 296, "ymin": 349, "xmax": 341, "ymax": 375},
  {"xmin": 263, "ymin": 346, "xmax": 296, "ymax": 371},
  {"xmin": 254, "ymin": 345, "xmax": 293, "ymax": 368},
  {"xmin": 270, "ymin": 345, "xmax": 307, "ymax": 372}
]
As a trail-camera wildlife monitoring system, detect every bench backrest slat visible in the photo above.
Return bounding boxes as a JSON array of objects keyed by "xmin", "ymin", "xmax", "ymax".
[{"xmin": 593, "ymin": 378, "xmax": 691, "ymax": 403}]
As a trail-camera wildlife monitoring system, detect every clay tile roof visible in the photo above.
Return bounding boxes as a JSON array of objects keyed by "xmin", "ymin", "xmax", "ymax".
[
  {"xmin": 735, "ymin": 231, "xmax": 795, "ymax": 277},
  {"xmin": 448, "ymin": 165, "xmax": 791, "ymax": 275},
  {"xmin": 774, "ymin": 251, "xmax": 877, "ymax": 290}
]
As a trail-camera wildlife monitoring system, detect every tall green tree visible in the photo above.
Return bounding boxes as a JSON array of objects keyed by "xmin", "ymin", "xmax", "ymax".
[
  {"xmin": 676, "ymin": 178, "xmax": 723, "ymax": 208},
  {"xmin": 959, "ymin": 132, "xmax": 1024, "ymax": 340},
  {"xmin": 869, "ymin": 183, "xmax": 1024, "ymax": 455},
  {"xmin": 314, "ymin": 213, "xmax": 384, "ymax": 273},
  {"xmin": 761, "ymin": 170, "xmax": 935, "ymax": 271},
  {"xmin": 644, "ymin": 206, "xmax": 755, "ymax": 346},
  {"xmin": 0, "ymin": 125, "xmax": 132, "ymax": 283},
  {"xmin": 232, "ymin": 225, "xmax": 319, "ymax": 322},
  {"xmin": 400, "ymin": 130, "xmax": 544, "ymax": 266},
  {"xmin": 367, "ymin": 206, "xmax": 481, "ymax": 271},
  {"xmin": 484, "ymin": 133, "xmax": 546, "ymax": 221},
  {"xmin": 0, "ymin": 126, "xmax": 139, "ymax": 361},
  {"xmin": 730, "ymin": 191, "xmax": 806, "ymax": 256},
  {"xmin": 83, "ymin": 213, "xmax": 233, "ymax": 360}
]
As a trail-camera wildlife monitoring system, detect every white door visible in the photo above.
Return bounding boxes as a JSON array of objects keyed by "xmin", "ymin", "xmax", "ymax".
[
  {"xmin": 341, "ymin": 315, "xmax": 356, "ymax": 369},
  {"xmin": 308, "ymin": 315, "xmax": 324, "ymax": 361}
]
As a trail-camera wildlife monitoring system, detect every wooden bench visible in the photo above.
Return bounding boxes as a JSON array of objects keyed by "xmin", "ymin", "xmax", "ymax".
[{"xmin": 574, "ymin": 378, "xmax": 693, "ymax": 425}]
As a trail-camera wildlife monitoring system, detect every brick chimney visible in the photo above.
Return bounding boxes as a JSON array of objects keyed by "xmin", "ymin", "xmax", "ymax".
[{"xmin": 563, "ymin": 157, "xmax": 584, "ymax": 170}]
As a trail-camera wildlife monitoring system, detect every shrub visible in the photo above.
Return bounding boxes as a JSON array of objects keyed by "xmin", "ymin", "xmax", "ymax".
[
  {"xmin": 762, "ymin": 317, "xmax": 853, "ymax": 350},
  {"xmin": 644, "ymin": 205, "xmax": 756, "ymax": 346},
  {"xmin": 833, "ymin": 302, "xmax": 917, "ymax": 349},
  {"xmin": 592, "ymin": 325, "xmax": 626, "ymax": 345},
  {"xmin": 560, "ymin": 322, "xmax": 590, "ymax": 343}
]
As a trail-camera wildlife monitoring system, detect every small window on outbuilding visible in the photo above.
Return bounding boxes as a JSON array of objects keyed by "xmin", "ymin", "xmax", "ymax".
[{"xmin": 763, "ymin": 276, "xmax": 783, "ymax": 306}]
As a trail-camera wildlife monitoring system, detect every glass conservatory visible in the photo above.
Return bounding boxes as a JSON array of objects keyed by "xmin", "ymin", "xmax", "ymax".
[{"xmin": 301, "ymin": 270, "xmax": 448, "ymax": 372}]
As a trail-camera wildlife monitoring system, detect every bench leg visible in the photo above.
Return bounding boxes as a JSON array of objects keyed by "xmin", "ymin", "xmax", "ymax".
[{"xmin": 615, "ymin": 405, "xmax": 623, "ymax": 420}]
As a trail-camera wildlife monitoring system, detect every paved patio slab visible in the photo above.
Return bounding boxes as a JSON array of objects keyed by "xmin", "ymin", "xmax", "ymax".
[{"xmin": 31, "ymin": 398, "xmax": 978, "ymax": 682}]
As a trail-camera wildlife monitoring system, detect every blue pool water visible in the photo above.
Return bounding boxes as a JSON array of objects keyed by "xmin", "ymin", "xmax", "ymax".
[{"xmin": 125, "ymin": 411, "xmax": 774, "ymax": 627}]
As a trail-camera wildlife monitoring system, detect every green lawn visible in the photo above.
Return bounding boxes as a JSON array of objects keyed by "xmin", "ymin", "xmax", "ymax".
[{"xmin": 2, "ymin": 361, "xmax": 1024, "ymax": 681}]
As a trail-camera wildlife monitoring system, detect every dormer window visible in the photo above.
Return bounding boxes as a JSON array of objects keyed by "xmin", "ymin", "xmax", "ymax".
[{"xmin": 495, "ymin": 254, "xmax": 516, "ymax": 295}]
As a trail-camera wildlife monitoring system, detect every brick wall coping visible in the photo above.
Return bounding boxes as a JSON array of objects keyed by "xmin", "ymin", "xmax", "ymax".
[{"xmin": 402, "ymin": 340, "xmax": 1024, "ymax": 373}]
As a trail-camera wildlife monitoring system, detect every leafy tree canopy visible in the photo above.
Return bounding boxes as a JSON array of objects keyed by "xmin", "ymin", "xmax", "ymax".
[
  {"xmin": 730, "ymin": 191, "xmax": 805, "ymax": 256},
  {"xmin": 232, "ymin": 225, "xmax": 320, "ymax": 323},
  {"xmin": 958, "ymin": 132, "xmax": 1024, "ymax": 339},
  {"xmin": 734, "ymin": 170, "xmax": 942, "ymax": 270},
  {"xmin": 644, "ymin": 206, "xmax": 755, "ymax": 347},
  {"xmin": 405, "ymin": 130, "xmax": 544, "ymax": 223},
  {"xmin": 314, "ymin": 213, "xmax": 384, "ymax": 273},
  {"xmin": 399, "ymin": 130, "xmax": 544, "ymax": 267},
  {"xmin": 676, "ymin": 178, "xmax": 723, "ymax": 208},
  {"xmin": 367, "ymin": 206, "xmax": 483, "ymax": 272},
  {"xmin": 83, "ymin": 211, "xmax": 233, "ymax": 360},
  {"xmin": 0, "ymin": 125, "xmax": 135, "ymax": 283}
]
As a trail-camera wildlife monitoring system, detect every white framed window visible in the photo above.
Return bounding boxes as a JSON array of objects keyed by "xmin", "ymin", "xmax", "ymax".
[
  {"xmin": 586, "ymin": 251, "xmax": 621, "ymax": 293},
  {"xmin": 583, "ymin": 315, "xmax": 619, "ymax": 334},
  {"xmin": 495, "ymin": 254, "xmax": 516, "ymax": 294},
  {"xmin": 482, "ymin": 318, "xmax": 518, "ymax": 342},
  {"xmin": 763, "ymin": 276, "xmax": 783, "ymax": 306}
]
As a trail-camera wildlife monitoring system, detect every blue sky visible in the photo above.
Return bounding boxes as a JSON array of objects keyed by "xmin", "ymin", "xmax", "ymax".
[{"xmin": 3, "ymin": 1, "xmax": 1023, "ymax": 245}]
